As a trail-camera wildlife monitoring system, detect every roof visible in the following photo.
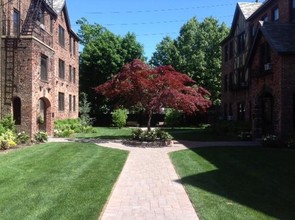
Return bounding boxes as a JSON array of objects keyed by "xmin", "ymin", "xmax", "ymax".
[
  {"xmin": 221, "ymin": 2, "xmax": 262, "ymax": 45},
  {"xmin": 260, "ymin": 22, "xmax": 295, "ymax": 54},
  {"xmin": 52, "ymin": 0, "xmax": 79, "ymax": 41},
  {"xmin": 238, "ymin": 2, "xmax": 262, "ymax": 19},
  {"xmin": 53, "ymin": 0, "xmax": 65, "ymax": 14}
]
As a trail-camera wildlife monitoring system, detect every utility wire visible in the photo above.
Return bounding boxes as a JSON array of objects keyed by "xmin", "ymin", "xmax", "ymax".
[{"xmin": 87, "ymin": 3, "xmax": 235, "ymax": 14}]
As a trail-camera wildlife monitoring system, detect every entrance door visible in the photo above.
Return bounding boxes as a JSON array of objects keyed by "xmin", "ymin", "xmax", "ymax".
[{"xmin": 38, "ymin": 99, "xmax": 46, "ymax": 131}]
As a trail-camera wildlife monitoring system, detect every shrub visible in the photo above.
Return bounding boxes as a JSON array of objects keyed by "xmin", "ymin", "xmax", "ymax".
[
  {"xmin": 132, "ymin": 129, "xmax": 173, "ymax": 142},
  {"xmin": 54, "ymin": 118, "xmax": 96, "ymax": 137},
  {"xmin": 262, "ymin": 135, "xmax": 280, "ymax": 148},
  {"xmin": 112, "ymin": 108, "xmax": 128, "ymax": 128},
  {"xmin": 0, "ymin": 115, "xmax": 16, "ymax": 133},
  {"xmin": 34, "ymin": 131, "xmax": 48, "ymax": 143},
  {"xmin": 287, "ymin": 138, "xmax": 295, "ymax": 149},
  {"xmin": 164, "ymin": 109, "xmax": 183, "ymax": 127},
  {"xmin": 210, "ymin": 120, "xmax": 251, "ymax": 136},
  {"xmin": 16, "ymin": 131, "xmax": 30, "ymax": 144},
  {"xmin": 0, "ymin": 130, "xmax": 17, "ymax": 150}
]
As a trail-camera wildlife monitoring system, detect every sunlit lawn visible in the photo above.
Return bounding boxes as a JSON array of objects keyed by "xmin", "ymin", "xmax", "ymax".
[
  {"xmin": 75, "ymin": 127, "xmax": 133, "ymax": 139},
  {"xmin": 0, "ymin": 142, "xmax": 128, "ymax": 220},
  {"xmin": 170, "ymin": 147, "xmax": 295, "ymax": 220}
]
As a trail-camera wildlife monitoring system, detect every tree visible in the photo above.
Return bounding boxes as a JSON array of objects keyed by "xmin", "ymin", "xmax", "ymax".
[
  {"xmin": 95, "ymin": 59, "xmax": 211, "ymax": 131},
  {"xmin": 77, "ymin": 18, "xmax": 146, "ymax": 115},
  {"xmin": 150, "ymin": 17, "xmax": 229, "ymax": 105}
]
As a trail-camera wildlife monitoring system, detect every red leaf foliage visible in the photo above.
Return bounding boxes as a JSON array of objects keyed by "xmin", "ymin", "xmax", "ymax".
[{"xmin": 95, "ymin": 59, "xmax": 211, "ymax": 114}]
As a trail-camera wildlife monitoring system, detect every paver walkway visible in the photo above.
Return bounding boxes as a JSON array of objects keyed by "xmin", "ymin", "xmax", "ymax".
[
  {"xmin": 96, "ymin": 140, "xmax": 259, "ymax": 220},
  {"xmin": 48, "ymin": 137, "xmax": 259, "ymax": 220}
]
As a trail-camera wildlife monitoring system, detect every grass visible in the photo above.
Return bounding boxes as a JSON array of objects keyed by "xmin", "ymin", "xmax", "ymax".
[
  {"xmin": 170, "ymin": 147, "xmax": 295, "ymax": 220},
  {"xmin": 163, "ymin": 126, "xmax": 240, "ymax": 141},
  {"xmin": 75, "ymin": 127, "xmax": 133, "ymax": 139},
  {"xmin": 0, "ymin": 142, "xmax": 128, "ymax": 220}
]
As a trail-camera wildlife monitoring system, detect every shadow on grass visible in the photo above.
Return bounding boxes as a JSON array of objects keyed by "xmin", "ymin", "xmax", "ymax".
[{"xmin": 175, "ymin": 147, "xmax": 295, "ymax": 219}]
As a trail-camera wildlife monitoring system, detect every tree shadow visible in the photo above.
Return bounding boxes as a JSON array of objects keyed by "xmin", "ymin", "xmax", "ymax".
[{"xmin": 175, "ymin": 147, "xmax": 295, "ymax": 219}]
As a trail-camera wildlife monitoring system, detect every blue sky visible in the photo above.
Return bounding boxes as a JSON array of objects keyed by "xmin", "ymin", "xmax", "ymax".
[{"xmin": 66, "ymin": 0, "xmax": 253, "ymax": 59}]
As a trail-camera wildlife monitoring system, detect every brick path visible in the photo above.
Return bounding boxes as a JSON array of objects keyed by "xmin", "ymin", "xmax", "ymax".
[
  {"xmin": 48, "ymin": 138, "xmax": 259, "ymax": 220},
  {"xmin": 98, "ymin": 141, "xmax": 199, "ymax": 220}
]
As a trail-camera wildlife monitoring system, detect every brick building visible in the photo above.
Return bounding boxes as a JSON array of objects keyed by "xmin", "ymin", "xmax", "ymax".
[
  {"xmin": 221, "ymin": 0, "xmax": 295, "ymax": 138},
  {"xmin": 0, "ymin": 0, "xmax": 79, "ymax": 137}
]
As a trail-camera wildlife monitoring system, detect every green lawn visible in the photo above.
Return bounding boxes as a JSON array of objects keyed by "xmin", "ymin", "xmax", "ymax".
[
  {"xmin": 0, "ymin": 142, "xmax": 128, "ymax": 220},
  {"xmin": 75, "ymin": 127, "xmax": 133, "ymax": 139},
  {"xmin": 163, "ymin": 127, "xmax": 240, "ymax": 141},
  {"xmin": 170, "ymin": 147, "xmax": 295, "ymax": 220}
]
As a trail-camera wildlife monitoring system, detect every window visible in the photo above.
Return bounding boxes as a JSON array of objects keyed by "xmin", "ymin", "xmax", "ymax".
[
  {"xmin": 73, "ymin": 67, "xmax": 76, "ymax": 83},
  {"xmin": 237, "ymin": 32, "xmax": 245, "ymax": 54},
  {"xmin": 73, "ymin": 96, "xmax": 76, "ymax": 111},
  {"xmin": 69, "ymin": 65, "xmax": 72, "ymax": 82},
  {"xmin": 59, "ymin": 26, "xmax": 65, "ymax": 46},
  {"xmin": 224, "ymin": 75, "xmax": 228, "ymax": 92},
  {"xmin": 13, "ymin": 97, "xmax": 21, "ymax": 125},
  {"xmin": 59, "ymin": 59, "xmax": 65, "ymax": 79},
  {"xmin": 224, "ymin": 45, "xmax": 229, "ymax": 62},
  {"xmin": 273, "ymin": 7, "xmax": 279, "ymax": 21},
  {"xmin": 73, "ymin": 40, "xmax": 76, "ymax": 55},
  {"xmin": 262, "ymin": 14, "xmax": 268, "ymax": 22},
  {"xmin": 237, "ymin": 103, "xmax": 245, "ymax": 121},
  {"xmin": 69, "ymin": 95, "xmax": 72, "ymax": 111},
  {"xmin": 13, "ymin": 9, "xmax": 20, "ymax": 35},
  {"xmin": 224, "ymin": 103, "xmax": 228, "ymax": 120},
  {"xmin": 37, "ymin": 8, "xmax": 45, "ymax": 25},
  {"xmin": 260, "ymin": 43, "xmax": 272, "ymax": 71},
  {"xmin": 229, "ymin": 41, "xmax": 233, "ymax": 59},
  {"xmin": 229, "ymin": 103, "xmax": 233, "ymax": 118},
  {"xmin": 50, "ymin": 17, "xmax": 53, "ymax": 33},
  {"xmin": 41, "ymin": 54, "xmax": 48, "ymax": 81},
  {"xmin": 292, "ymin": 0, "xmax": 295, "ymax": 22},
  {"xmin": 69, "ymin": 36, "xmax": 72, "ymax": 53},
  {"xmin": 58, "ymin": 92, "xmax": 65, "ymax": 111}
]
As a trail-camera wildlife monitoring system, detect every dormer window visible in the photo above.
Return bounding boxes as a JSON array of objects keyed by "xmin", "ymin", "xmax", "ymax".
[{"xmin": 273, "ymin": 7, "xmax": 279, "ymax": 21}]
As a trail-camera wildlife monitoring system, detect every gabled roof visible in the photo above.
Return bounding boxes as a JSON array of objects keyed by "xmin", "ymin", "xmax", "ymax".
[
  {"xmin": 221, "ymin": 2, "xmax": 262, "ymax": 44},
  {"xmin": 238, "ymin": 2, "xmax": 262, "ymax": 19},
  {"xmin": 245, "ymin": 21, "xmax": 295, "ymax": 68},
  {"xmin": 261, "ymin": 22, "xmax": 295, "ymax": 54},
  {"xmin": 53, "ymin": 0, "xmax": 79, "ymax": 41},
  {"xmin": 53, "ymin": 0, "xmax": 65, "ymax": 14}
]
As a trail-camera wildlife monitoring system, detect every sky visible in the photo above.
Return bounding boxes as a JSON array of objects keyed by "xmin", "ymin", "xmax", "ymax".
[{"xmin": 66, "ymin": 0, "xmax": 255, "ymax": 59}]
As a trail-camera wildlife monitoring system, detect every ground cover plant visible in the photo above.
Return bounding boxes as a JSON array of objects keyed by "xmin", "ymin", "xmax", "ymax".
[
  {"xmin": 0, "ymin": 142, "xmax": 128, "ymax": 220},
  {"xmin": 170, "ymin": 147, "xmax": 295, "ymax": 220}
]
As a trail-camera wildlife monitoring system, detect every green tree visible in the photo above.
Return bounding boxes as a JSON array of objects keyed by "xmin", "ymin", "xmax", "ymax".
[
  {"xmin": 77, "ymin": 18, "xmax": 146, "ymax": 115},
  {"xmin": 150, "ymin": 17, "xmax": 229, "ymax": 105}
]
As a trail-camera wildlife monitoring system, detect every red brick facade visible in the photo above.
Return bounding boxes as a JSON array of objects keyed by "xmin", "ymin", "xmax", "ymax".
[
  {"xmin": 0, "ymin": 0, "xmax": 79, "ymax": 137},
  {"xmin": 221, "ymin": 0, "xmax": 295, "ymax": 138}
]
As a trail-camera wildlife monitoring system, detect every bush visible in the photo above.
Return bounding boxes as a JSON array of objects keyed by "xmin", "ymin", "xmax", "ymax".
[
  {"xmin": 34, "ymin": 131, "xmax": 48, "ymax": 143},
  {"xmin": 165, "ymin": 109, "xmax": 183, "ymax": 127},
  {"xmin": 0, "ymin": 115, "xmax": 16, "ymax": 133},
  {"xmin": 210, "ymin": 120, "xmax": 251, "ymax": 136},
  {"xmin": 16, "ymin": 131, "xmax": 30, "ymax": 144},
  {"xmin": 132, "ymin": 129, "xmax": 173, "ymax": 142},
  {"xmin": 112, "ymin": 109, "xmax": 128, "ymax": 128},
  {"xmin": 54, "ymin": 118, "xmax": 96, "ymax": 137},
  {"xmin": 262, "ymin": 135, "xmax": 280, "ymax": 148},
  {"xmin": 0, "ymin": 130, "xmax": 17, "ymax": 150}
]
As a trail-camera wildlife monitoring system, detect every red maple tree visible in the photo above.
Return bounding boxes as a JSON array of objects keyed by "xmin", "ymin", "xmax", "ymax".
[{"xmin": 95, "ymin": 59, "xmax": 211, "ymax": 130}]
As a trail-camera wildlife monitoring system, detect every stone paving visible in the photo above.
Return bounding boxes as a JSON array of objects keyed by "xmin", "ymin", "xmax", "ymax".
[
  {"xmin": 96, "ymin": 140, "xmax": 259, "ymax": 220},
  {"xmin": 48, "ymin": 137, "xmax": 260, "ymax": 220}
]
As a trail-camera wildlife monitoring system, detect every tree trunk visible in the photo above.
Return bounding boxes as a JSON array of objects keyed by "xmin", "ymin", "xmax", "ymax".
[{"xmin": 147, "ymin": 111, "xmax": 152, "ymax": 131}]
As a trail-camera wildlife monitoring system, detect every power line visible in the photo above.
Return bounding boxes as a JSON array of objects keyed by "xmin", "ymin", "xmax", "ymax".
[
  {"xmin": 72, "ymin": 15, "xmax": 233, "ymax": 27},
  {"xmin": 87, "ymin": 3, "xmax": 235, "ymax": 15}
]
